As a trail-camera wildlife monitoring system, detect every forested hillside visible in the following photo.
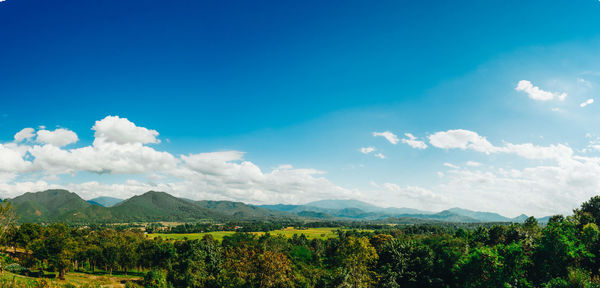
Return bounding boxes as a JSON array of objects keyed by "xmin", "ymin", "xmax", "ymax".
[{"xmin": 2, "ymin": 196, "xmax": 600, "ymax": 287}]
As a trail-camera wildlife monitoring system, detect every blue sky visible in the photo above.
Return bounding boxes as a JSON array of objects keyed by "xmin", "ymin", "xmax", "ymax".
[{"xmin": 1, "ymin": 0, "xmax": 600, "ymax": 216}]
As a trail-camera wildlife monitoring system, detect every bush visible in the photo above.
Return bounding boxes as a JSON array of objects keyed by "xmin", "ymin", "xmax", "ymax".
[
  {"xmin": 4, "ymin": 263, "xmax": 29, "ymax": 275},
  {"xmin": 33, "ymin": 279, "xmax": 51, "ymax": 288},
  {"xmin": 544, "ymin": 278, "xmax": 569, "ymax": 288},
  {"xmin": 143, "ymin": 270, "xmax": 170, "ymax": 288},
  {"xmin": 125, "ymin": 282, "xmax": 142, "ymax": 288}
]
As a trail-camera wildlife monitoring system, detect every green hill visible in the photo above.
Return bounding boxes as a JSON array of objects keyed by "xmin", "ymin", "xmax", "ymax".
[
  {"xmin": 7, "ymin": 189, "xmax": 92, "ymax": 222},
  {"xmin": 195, "ymin": 200, "xmax": 290, "ymax": 219},
  {"xmin": 109, "ymin": 191, "xmax": 225, "ymax": 222},
  {"xmin": 7, "ymin": 190, "xmax": 227, "ymax": 223}
]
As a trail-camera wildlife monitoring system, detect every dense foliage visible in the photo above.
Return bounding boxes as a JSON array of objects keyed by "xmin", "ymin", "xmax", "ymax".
[{"xmin": 4, "ymin": 197, "xmax": 600, "ymax": 287}]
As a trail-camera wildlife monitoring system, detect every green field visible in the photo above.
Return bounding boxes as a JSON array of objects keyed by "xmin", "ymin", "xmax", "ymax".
[
  {"xmin": 149, "ymin": 227, "xmax": 372, "ymax": 241},
  {"xmin": 0, "ymin": 271, "xmax": 141, "ymax": 288}
]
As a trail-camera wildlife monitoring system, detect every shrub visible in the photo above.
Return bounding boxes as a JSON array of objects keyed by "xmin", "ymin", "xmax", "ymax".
[
  {"xmin": 4, "ymin": 263, "xmax": 29, "ymax": 275},
  {"xmin": 143, "ymin": 270, "xmax": 170, "ymax": 288}
]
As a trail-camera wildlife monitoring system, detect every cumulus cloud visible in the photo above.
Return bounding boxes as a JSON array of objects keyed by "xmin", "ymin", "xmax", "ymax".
[
  {"xmin": 373, "ymin": 131, "xmax": 399, "ymax": 144},
  {"xmin": 515, "ymin": 80, "xmax": 567, "ymax": 101},
  {"xmin": 429, "ymin": 129, "xmax": 574, "ymax": 163},
  {"xmin": 580, "ymin": 99, "xmax": 594, "ymax": 108},
  {"xmin": 36, "ymin": 128, "xmax": 79, "ymax": 147},
  {"xmin": 0, "ymin": 116, "xmax": 357, "ymax": 205},
  {"xmin": 401, "ymin": 133, "xmax": 428, "ymax": 149},
  {"xmin": 360, "ymin": 147, "xmax": 375, "ymax": 154},
  {"xmin": 0, "ymin": 143, "xmax": 30, "ymax": 173},
  {"xmin": 429, "ymin": 129, "xmax": 498, "ymax": 154},
  {"xmin": 93, "ymin": 116, "xmax": 160, "ymax": 145},
  {"xmin": 14, "ymin": 128, "xmax": 35, "ymax": 142}
]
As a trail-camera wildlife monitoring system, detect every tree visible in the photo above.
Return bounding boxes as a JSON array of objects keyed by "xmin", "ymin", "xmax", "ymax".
[
  {"xmin": 0, "ymin": 202, "xmax": 15, "ymax": 244},
  {"xmin": 333, "ymin": 236, "xmax": 378, "ymax": 288},
  {"xmin": 31, "ymin": 224, "xmax": 76, "ymax": 280},
  {"xmin": 376, "ymin": 239, "xmax": 435, "ymax": 288},
  {"xmin": 575, "ymin": 196, "xmax": 600, "ymax": 227},
  {"xmin": 531, "ymin": 218, "xmax": 590, "ymax": 285},
  {"xmin": 169, "ymin": 240, "xmax": 208, "ymax": 287},
  {"xmin": 455, "ymin": 247, "xmax": 504, "ymax": 288}
]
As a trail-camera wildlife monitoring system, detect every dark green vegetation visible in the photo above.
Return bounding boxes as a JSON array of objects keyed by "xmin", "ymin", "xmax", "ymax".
[
  {"xmin": 4, "ymin": 189, "xmax": 548, "ymax": 225},
  {"xmin": 4, "ymin": 196, "xmax": 600, "ymax": 287}
]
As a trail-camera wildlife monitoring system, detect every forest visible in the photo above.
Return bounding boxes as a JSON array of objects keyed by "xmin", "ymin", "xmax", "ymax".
[{"xmin": 3, "ymin": 197, "xmax": 600, "ymax": 287}]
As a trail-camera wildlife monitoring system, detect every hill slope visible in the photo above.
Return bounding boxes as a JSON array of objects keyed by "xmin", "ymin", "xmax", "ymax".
[
  {"xmin": 195, "ymin": 200, "xmax": 290, "ymax": 219},
  {"xmin": 110, "ymin": 191, "xmax": 225, "ymax": 222},
  {"xmin": 7, "ymin": 189, "xmax": 92, "ymax": 222}
]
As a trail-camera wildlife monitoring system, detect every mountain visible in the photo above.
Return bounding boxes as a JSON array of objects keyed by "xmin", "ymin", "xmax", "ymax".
[
  {"xmin": 304, "ymin": 199, "xmax": 433, "ymax": 215},
  {"xmin": 260, "ymin": 202, "xmax": 479, "ymax": 222},
  {"xmin": 195, "ymin": 200, "xmax": 290, "ymax": 219},
  {"xmin": 512, "ymin": 214, "xmax": 529, "ymax": 223},
  {"xmin": 6, "ymin": 190, "xmax": 543, "ymax": 225},
  {"xmin": 305, "ymin": 199, "xmax": 381, "ymax": 211},
  {"xmin": 87, "ymin": 196, "xmax": 123, "ymax": 207},
  {"xmin": 109, "ymin": 191, "xmax": 224, "ymax": 222},
  {"xmin": 260, "ymin": 200, "xmax": 535, "ymax": 223},
  {"xmin": 445, "ymin": 208, "xmax": 512, "ymax": 222},
  {"xmin": 7, "ymin": 190, "xmax": 229, "ymax": 223},
  {"xmin": 7, "ymin": 189, "xmax": 92, "ymax": 222}
]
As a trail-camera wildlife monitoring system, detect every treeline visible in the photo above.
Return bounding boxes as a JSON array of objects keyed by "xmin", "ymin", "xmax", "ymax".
[
  {"xmin": 156, "ymin": 221, "xmax": 387, "ymax": 234},
  {"xmin": 4, "ymin": 197, "xmax": 600, "ymax": 287}
]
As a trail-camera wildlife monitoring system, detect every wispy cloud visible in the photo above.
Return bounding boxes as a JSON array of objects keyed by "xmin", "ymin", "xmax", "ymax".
[
  {"xmin": 515, "ymin": 80, "xmax": 567, "ymax": 101},
  {"xmin": 401, "ymin": 133, "xmax": 428, "ymax": 149},
  {"xmin": 373, "ymin": 131, "xmax": 399, "ymax": 144}
]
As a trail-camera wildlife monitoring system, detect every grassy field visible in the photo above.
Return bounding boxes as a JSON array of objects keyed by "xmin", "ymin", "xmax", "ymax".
[
  {"xmin": 149, "ymin": 227, "xmax": 372, "ymax": 241},
  {"xmin": 0, "ymin": 271, "xmax": 141, "ymax": 288}
]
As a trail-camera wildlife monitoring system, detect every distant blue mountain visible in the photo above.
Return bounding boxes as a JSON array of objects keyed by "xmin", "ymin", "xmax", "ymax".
[
  {"xmin": 261, "ymin": 199, "xmax": 541, "ymax": 223},
  {"xmin": 87, "ymin": 196, "xmax": 123, "ymax": 207}
]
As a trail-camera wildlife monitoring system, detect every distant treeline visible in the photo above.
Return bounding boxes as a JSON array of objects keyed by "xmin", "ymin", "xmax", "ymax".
[{"xmin": 3, "ymin": 196, "xmax": 600, "ymax": 287}]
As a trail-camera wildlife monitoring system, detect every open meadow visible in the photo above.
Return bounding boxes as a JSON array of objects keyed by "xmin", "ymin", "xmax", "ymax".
[
  {"xmin": 148, "ymin": 227, "xmax": 373, "ymax": 241},
  {"xmin": 0, "ymin": 271, "xmax": 141, "ymax": 288}
]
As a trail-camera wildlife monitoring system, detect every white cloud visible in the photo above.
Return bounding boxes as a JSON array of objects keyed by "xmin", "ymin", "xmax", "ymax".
[
  {"xmin": 0, "ymin": 116, "xmax": 358, "ymax": 205},
  {"xmin": 373, "ymin": 131, "xmax": 399, "ymax": 144},
  {"xmin": 0, "ymin": 143, "xmax": 30, "ymax": 173},
  {"xmin": 503, "ymin": 143, "xmax": 573, "ymax": 162},
  {"xmin": 360, "ymin": 147, "xmax": 375, "ymax": 154},
  {"xmin": 515, "ymin": 80, "xmax": 567, "ymax": 101},
  {"xmin": 580, "ymin": 98, "xmax": 594, "ymax": 108},
  {"xmin": 429, "ymin": 129, "xmax": 573, "ymax": 163},
  {"xmin": 36, "ymin": 128, "xmax": 79, "ymax": 147},
  {"xmin": 374, "ymin": 153, "xmax": 386, "ymax": 159},
  {"xmin": 93, "ymin": 116, "xmax": 160, "ymax": 145},
  {"xmin": 429, "ymin": 129, "xmax": 498, "ymax": 154},
  {"xmin": 14, "ymin": 128, "xmax": 35, "ymax": 142},
  {"xmin": 401, "ymin": 133, "xmax": 428, "ymax": 149}
]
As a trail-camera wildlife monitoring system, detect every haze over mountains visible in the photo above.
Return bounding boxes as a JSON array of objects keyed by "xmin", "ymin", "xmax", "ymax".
[{"xmin": 1, "ymin": 189, "xmax": 548, "ymax": 224}]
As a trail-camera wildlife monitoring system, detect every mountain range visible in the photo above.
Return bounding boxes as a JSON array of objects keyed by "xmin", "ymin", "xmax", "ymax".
[
  {"xmin": 4, "ymin": 189, "xmax": 547, "ymax": 224},
  {"xmin": 260, "ymin": 200, "xmax": 532, "ymax": 223}
]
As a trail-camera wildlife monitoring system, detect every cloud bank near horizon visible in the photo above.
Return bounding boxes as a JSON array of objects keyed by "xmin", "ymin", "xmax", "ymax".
[{"xmin": 2, "ymin": 115, "xmax": 600, "ymax": 217}]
